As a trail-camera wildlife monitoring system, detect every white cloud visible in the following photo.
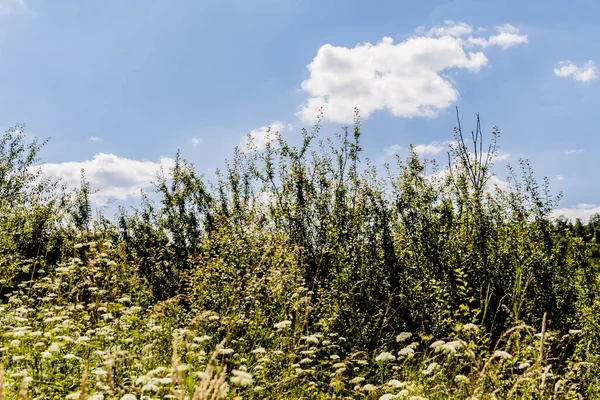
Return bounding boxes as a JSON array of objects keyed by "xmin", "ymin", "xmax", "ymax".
[
  {"xmin": 426, "ymin": 164, "xmax": 509, "ymax": 194},
  {"xmin": 298, "ymin": 22, "xmax": 526, "ymax": 124},
  {"xmin": 427, "ymin": 20, "xmax": 474, "ymax": 38},
  {"xmin": 554, "ymin": 61, "xmax": 598, "ymax": 82},
  {"xmin": 40, "ymin": 153, "xmax": 175, "ymax": 205},
  {"xmin": 413, "ymin": 142, "xmax": 446, "ymax": 156},
  {"xmin": 240, "ymin": 121, "xmax": 286, "ymax": 152},
  {"xmin": 555, "ymin": 175, "xmax": 565, "ymax": 181},
  {"xmin": 388, "ymin": 139, "xmax": 509, "ymax": 161},
  {"xmin": 552, "ymin": 204, "xmax": 600, "ymax": 223},
  {"xmin": 88, "ymin": 136, "xmax": 102, "ymax": 142},
  {"xmin": 467, "ymin": 24, "xmax": 528, "ymax": 50},
  {"xmin": 191, "ymin": 137, "xmax": 203, "ymax": 147},
  {"xmin": 383, "ymin": 144, "xmax": 402, "ymax": 156},
  {"xmin": 565, "ymin": 148, "xmax": 584, "ymax": 155}
]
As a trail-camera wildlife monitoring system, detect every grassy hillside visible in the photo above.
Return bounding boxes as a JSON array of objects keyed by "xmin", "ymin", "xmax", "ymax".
[{"xmin": 1, "ymin": 114, "xmax": 599, "ymax": 399}]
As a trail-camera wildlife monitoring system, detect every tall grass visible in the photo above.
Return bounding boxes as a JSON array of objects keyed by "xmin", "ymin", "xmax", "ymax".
[{"xmin": 0, "ymin": 112, "xmax": 599, "ymax": 398}]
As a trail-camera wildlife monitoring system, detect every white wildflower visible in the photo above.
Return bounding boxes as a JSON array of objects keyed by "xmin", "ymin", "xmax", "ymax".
[
  {"xmin": 148, "ymin": 367, "xmax": 166, "ymax": 376},
  {"xmin": 303, "ymin": 335, "xmax": 319, "ymax": 344},
  {"xmin": 231, "ymin": 369, "xmax": 254, "ymax": 387},
  {"xmin": 48, "ymin": 343, "xmax": 61, "ymax": 353},
  {"xmin": 219, "ymin": 348, "xmax": 235, "ymax": 356},
  {"xmin": 493, "ymin": 350, "xmax": 512, "ymax": 360},
  {"xmin": 422, "ymin": 362, "xmax": 439, "ymax": 376},
  {"xmin": 398, "ymin": 346, "xmax": 415, "ymax": 357},
  {"xmin": 92, "ymin": 368, "xmax": 107, "ymax": 376},
  {"xmin": 438, "ymin": 341, "xmax": 463, "ymax": 354},
  {"xmin": 76, "ymin": 336, "xmax": 90, "ymax": 344},
  {"xmin": 387, "ymin": 379, "xmax": 404, "ymax": 388},
  {"xmin": 375, "ymin": 352, "xmax": 396, "ymax": 362},
  {"xmin": 193, "ymin": 335, "xmax": 212, "ymax": 343},
  {"xmin": 135, "ymin": 376, "xmax": 149, "ymax": 385},
  {"xmin": 274, "ymin": 320, "xmax": 292, "ymax": 330},
  {"xmin": 141, "ymin": 382, "xmax": 159, "ymax": 392},
  {"xmin": 396, "ymin": 332, "xmax": 412, "ymax": 343}
]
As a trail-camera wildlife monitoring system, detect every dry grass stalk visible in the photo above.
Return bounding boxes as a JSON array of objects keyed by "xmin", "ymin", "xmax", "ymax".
[
  {"xmin": 0, "ymin": 364, "xmax": 4, "ymax": 400},
  {"xmin": 171, "ymin": 334, "xmax": 186, "ymax": 400},
  {"xmin": 79, "ymin": 367, "xmax": 88, "ymax": 400},
  {"xmin": 18, "ymin": 376, "xmax": 30, "ymax": 400},
  {"xmin": 192, "ymin": 339, "xmax": 229, "ymax": 400},
  {"xmin": 105, "ymin": 354, "xmax": 115, "ymax": 395},
  {"xmin": 538, "ymin": 312, "xmax": 547, "ymax": 365}
]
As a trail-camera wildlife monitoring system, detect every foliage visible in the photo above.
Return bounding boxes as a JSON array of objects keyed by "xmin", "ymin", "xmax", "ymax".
[{"xmin": 0, "ymin": 115, "xmax": 599, "ymax": 398}]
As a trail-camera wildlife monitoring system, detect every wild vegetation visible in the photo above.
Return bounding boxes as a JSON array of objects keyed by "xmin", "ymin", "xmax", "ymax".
[{"xmin": 1, "ymin": 110, "xmax": 600, "ymax": 399}]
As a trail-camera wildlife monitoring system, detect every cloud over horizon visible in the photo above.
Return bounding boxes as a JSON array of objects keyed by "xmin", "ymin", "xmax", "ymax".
[
  {"xmin": 40, "ymin": 153, "xmax": 175, "ymax": 205},
  {"xmin": 240, "ymin": 121, "xmax": 286, "ymax": 152},
  {"xmin": 553, "ymin": 203, "xmax": 600, "ymax": 223}
]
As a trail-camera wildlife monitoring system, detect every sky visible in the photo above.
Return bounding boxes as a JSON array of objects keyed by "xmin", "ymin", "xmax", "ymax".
[{"xmin": 0, "ymin": 0, "xmax": 599, "ymax": 221}]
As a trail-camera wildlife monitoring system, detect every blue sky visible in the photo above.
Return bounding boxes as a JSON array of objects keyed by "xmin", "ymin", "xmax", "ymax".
[{"xmin": 0, "ymin": 0, "xmax": 598, "ymax": 220}]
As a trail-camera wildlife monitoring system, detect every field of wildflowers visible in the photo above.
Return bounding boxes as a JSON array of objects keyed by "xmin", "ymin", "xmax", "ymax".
[{"xmin": 1, "ymin": 112, "xmax": 599, "ymax": 398}]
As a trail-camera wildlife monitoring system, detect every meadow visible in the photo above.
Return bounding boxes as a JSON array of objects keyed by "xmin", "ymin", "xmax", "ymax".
[{"xmin": 1, "ymin": 111, "xmax": 599, "ymax": 399}]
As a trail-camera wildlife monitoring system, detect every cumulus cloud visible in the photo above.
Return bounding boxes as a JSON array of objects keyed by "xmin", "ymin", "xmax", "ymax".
[
  {"xmin": 413, "ymin": 142, "xmax": 447, "ymax": 156},
  {"xmin": 466, "ymin": 24, "xmax": 528, "ymax": 50},
  {"xmin": 555, "ymin": 175, "xmax": 565, "ymax": 181},
  {"xmin": 552, "ymin": 204, "xmax": 600, "ymax": 223},
  {"xmin": 40, "ymin": 153, "xmax": 175, "ymax": 205},
  {"xmin": 240, "ymin": 121, "xmax": 286, "ymax": 152},
  {"xmin": 298, "ymin": 22, "xmax": 527, "ymax": 124},
  {"xmin": 427, "ymin": 20, "xmax": 474, "ymax": 38},
  {"xmin": 191, "ymin": 137, "xmax": 203, "ymax": 147},
  {"xmin": 554, "ymin": 61, "xmax": 598, "ymax": 82},
  {"xmin": 88, "ymin": 136, "xmax": 102, "ymax": 142}
]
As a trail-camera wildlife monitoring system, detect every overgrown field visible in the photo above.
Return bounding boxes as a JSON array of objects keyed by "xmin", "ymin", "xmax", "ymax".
[{"xmin": 1, "ymin": 112, "xmax": 600, "ymax": 398}]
